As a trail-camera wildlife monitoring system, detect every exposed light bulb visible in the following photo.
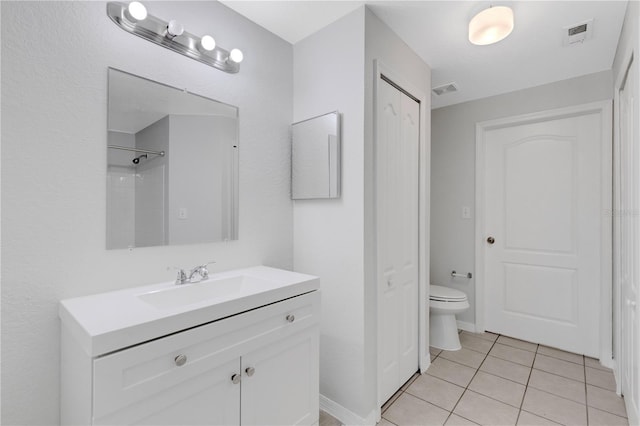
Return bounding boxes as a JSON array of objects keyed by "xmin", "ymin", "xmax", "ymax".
[
  {"xmin": 229, "ymin": 48, "xmax": 244, "ymax": 63},
  {"xmin": 166, "ymin": 20, "xmax": 184, "ymax": 37},
  {"xmin": 200, "ymin": 35, "xmax": 216, "ymax": 51},
  {"xmin": 126, "ymin": 1, "xmax": 147, "ymax": 21}
]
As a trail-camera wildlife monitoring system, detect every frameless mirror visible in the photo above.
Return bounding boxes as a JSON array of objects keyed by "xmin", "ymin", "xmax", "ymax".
[
  {"xmin": 291, "ymin": 111, "xmax": 341, "ymax": 200},
  {"xmin": 106, "ymin": 68, "xmax": 238, "ymax": 249}
]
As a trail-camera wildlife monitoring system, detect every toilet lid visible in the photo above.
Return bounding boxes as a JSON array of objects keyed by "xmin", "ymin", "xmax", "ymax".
[{"xmin": 430, "ymin": 285, "xmax": 467, "ymax": 302}]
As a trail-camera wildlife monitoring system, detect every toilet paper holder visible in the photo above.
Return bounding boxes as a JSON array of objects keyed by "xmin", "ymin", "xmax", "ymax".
[{"xmin": 451, "ymin": 270, "xmax": 472, "ymax": 279}]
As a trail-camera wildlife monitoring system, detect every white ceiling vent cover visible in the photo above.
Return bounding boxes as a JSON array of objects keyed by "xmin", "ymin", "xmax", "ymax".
[
  {"xmin": 563, "ymin": 19, "xmax": 594, "ymax": 46},
  {"xmin": 432, "ymin": 82, "xmax": 458, "ymax": 96}
]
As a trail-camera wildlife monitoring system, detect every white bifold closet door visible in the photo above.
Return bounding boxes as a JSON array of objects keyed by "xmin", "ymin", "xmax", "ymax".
[{"xmin": 377, "ymin": 77, "xmax": 420, "ymax": 404}]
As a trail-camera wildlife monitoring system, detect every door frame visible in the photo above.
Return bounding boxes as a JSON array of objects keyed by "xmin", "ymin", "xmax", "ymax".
[
  {"xmin": 373, "ymin": 60, "xmax": 430, "ymax": 408},
  {"xmin": 474, "ymin": 101, "xmax": 613, "ymax": 364},
  {"xmin": 613, "ymin": 46, "xmax": 640, "ymax": 426},
  {"xmin": 613, "ymin": 50, "xmax": 633, "ymax": 395}
]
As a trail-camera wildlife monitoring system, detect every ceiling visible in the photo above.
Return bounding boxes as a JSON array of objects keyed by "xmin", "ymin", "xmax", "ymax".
[
  {"xmin": 220, "ymin": 1, "xmax": 628, "ymax": 108},
  {"xmin": 109, "ymin": 69, "xmax": 236, "ymax": 134}
]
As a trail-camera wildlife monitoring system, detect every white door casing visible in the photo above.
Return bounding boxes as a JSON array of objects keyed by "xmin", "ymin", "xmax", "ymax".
[
  {"xmin": 376, "ymin": 76, "xmax": 420, "ymax": 404},
  {"xmin": 476, "ymin": 102, "xmax": 612, "ymax": 358},
  {"xmin": 615, "ymin": 54, "xmax": 639, "ymax": 426}
]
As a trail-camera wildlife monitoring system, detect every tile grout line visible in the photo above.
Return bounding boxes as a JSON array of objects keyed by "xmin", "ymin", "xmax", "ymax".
[
  {"xmin": 443, "ymin": 333, "xmax": 501, "ymax": 425},
  {"xmin": 425, "ymin": 335, "xmax": 615, "ymax": 426},
  {"xmin": 432, "ymin": 350, "xmax": 530, "ymax": 388},
  {"xmin": 584, "ymin": 355, "xmax": 590, "ymax": 425},
  {"xmin": 515, "ymin": 343, "xmax": 538, "ymax": 425}
]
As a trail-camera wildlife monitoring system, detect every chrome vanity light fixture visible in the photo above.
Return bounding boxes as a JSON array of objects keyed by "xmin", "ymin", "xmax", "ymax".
[{"xmin": 107, "ymin": 2, "xmax": 244, "ymax": 73}]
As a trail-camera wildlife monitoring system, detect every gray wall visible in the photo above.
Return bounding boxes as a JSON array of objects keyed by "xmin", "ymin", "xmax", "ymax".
[
  {"xmin": 431, "ymin": 70, "xmax": 613, "ymax": 326},
  {"xmin": 1, "ymin": 2, "xmax": 292, "ymax": 424}
]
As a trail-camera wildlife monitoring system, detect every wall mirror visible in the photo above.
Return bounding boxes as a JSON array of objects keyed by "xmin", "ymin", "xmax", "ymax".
[
  {"xmin": 291, "ymin": 111, "xmax": 341, "ymax": 200},
  {"xmin": 106, "ymin": 68, "xmax": 239, "ymax": 249}
]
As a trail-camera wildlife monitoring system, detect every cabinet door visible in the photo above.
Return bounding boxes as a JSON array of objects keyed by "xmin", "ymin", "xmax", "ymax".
[
  {"xmin": 240, "ymin": 327, "xmax": 319, "ymax": 426},
  {"xmin": 94, "ymin": 358, "xmax": 240, "ymax": 425}
]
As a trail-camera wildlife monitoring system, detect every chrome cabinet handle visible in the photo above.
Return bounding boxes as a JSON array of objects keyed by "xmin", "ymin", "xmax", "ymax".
[
  {"xmin": 286, "ymin": 314, "xmax": 295, "ymax": 323},
  {"xmin": 174, "ymin": 354, "xmax": 187, "ymax": 367},
  {"xmin": 487, "ymin": 236, "xmax": 495, "ymax": 244},
  {"xmin": 245, "ymin": 367, "xmax": 255, "ymax": 377},
  {"xmin": 231, "ymin": 373, "xmax": 241, "ymax": 384}
]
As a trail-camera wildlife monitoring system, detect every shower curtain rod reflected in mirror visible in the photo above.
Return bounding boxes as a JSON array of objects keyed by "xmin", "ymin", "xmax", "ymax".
[{"xmin": 108, "ymin": 144, "xmax": 165, "ymax": 157}]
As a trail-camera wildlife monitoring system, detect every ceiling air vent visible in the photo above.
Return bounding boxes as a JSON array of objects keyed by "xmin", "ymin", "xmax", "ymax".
[
  {"xmin": 563, "ymin": 19, "xmax": 593, "ymax": 46},
  {"xmin": 432, "ymin": 82, "xmax": 458, "ymax": 96}
]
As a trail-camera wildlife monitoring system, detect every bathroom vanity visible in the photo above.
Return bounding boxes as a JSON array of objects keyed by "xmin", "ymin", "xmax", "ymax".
[{"xmin": 59, "ymin": 266, "xmax": 320, "ymax": 425}]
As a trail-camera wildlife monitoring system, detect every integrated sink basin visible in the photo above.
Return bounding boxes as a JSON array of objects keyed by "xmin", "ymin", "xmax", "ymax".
[
  {"xmin": 137, "ymin": 274, "xmax": 281, "ymax": 309},
  {"xmin": 59, "ymin": 266, "xmax": 319, "ymax": 357}
]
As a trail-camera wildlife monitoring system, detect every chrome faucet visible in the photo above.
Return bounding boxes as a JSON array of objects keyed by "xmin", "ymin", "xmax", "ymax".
[{"xmin": 174, "ymin": 261, "xmax": 216, "ymax": 285}]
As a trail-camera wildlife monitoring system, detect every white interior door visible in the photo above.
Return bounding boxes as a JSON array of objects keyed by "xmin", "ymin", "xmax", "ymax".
[
  {"xmin": 377, "ymin": 77, "xmax": 420, "ymax": 403},
  {"xmin": 483, "ymin": 111, "xmax": 602, "ymax": 356},
  {"xmin": 617, "ymin": 58, "xmax": 639, "ymax": 424}
]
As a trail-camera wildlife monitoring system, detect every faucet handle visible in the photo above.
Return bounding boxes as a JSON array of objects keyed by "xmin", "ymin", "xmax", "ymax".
[
  {"xmin": 197, "ymin": 260, "xmax": 216, "ymax": 280},
  {"xmin": 170, "ymin": 266, "xmax": 188, "ymax": 285}
]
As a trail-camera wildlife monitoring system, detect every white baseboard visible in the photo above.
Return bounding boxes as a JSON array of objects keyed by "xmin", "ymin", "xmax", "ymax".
[
  {"xmin": 420, "ymin": 354, "xmax": 431, "ymax": 373},
  {"xmin": 625, "ymin": 399, "xmax": 639, "ymax": 426},
  {"xmin": 319, "ymin": 394, "xmax": 377, "ymax": 426},
  {"xmin": 456, "ymin": 320, "xmax": 477, "ymax": 333}
]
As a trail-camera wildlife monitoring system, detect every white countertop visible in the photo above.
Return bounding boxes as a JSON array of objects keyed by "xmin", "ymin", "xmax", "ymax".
[{"xmin": 59, "ymin": 266, "xmax": 319, "ymax": 357}]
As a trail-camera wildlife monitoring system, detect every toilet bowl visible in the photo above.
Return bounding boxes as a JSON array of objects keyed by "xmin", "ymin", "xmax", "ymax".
[{"xmin": 429, "ymin": 285, "xmax": 469, "ymax": 351}]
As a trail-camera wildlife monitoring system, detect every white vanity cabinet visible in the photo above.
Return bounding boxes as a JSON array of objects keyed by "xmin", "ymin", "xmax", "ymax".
[{"xmin": 59, "ymin": 266, "xmax": 320, "ymax": 426}]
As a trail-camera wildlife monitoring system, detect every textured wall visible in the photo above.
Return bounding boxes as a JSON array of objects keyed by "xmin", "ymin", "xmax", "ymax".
[
  {"xmin": 431, "ymin": 70, "xmax": 613, "ymax": 327},
  {"xmin": 1, "ymin": 2, "xmax": 292, "ymax": 424}
]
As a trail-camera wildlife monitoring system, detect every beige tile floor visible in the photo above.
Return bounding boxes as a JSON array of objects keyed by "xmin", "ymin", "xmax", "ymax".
[{"xmin": 377, "ymin": 332, "xmax": 629, "ymax": 426}]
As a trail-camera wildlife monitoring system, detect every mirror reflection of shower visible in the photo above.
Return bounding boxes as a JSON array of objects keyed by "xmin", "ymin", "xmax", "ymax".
[
  {"xmin": 132, "ymin": 154, "xmax": 147, "ymax": 164},
  {"xmin": 107, "ymin": 145, "xmax": 166, "ymax": 167}
]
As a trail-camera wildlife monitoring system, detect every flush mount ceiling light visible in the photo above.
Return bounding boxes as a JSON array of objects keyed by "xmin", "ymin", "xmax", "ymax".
[
  {"xmin": 107, "ymin": 2, "xmax": 244, "ymax": 73},
  {"xmin": 468, "ymin": 5, "xmax": 514, "ymax": 46}
]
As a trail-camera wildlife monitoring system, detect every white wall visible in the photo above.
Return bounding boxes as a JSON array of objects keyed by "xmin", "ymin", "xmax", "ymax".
[
  {"xmin": 431, "ymin": 70, "xmax": 613, "ymax": 326},
  {"xmin": 1, "ymin": 2, "xmax": 293, "ymax": 424},
  {"xmin": 293, "ymin": 7, "xmax": 368, "ymax": 421},
  {"xmin": 293, "ymin": 6, "xmax": 431, "ymax": 423}
]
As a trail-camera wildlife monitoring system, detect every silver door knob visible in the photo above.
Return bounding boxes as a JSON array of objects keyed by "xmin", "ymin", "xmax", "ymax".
[
  {"xmin": 487, "ymin": 236, "xmax": 495, "ymax": 244},
  {"xmin": 174, "ymin": 354, "xmax": 187, "ymax": 367},
  {"xmin": 627, "ymin": 299, "xmax": 637, "ymax": 309},
  {"xmin": 245, "ymin": 367, "xmax": 255, "ymax": 377},
  {"xmin": 231, "ymin": 373, "xmax": 241, "ymax": 384},
  {"xmin": 286, "ymin": 314, "xmax": 295, "ymax": 323}
]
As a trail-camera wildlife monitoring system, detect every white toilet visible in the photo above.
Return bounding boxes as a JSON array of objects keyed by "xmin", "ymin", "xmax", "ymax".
[{"xmin": 429, "ymin": 285, "xmax": 470, "ymax": 351}]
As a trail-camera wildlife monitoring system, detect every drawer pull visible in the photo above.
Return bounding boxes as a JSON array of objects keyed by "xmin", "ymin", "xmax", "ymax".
[
  {"xmin": 286, "ymin": 314, "xmax": 295, "ymax": 323},
  {"xmin": 174, "ymin": 354, "xmax": 187, "ymax": 367},
  {"xmin": 245, "ymin": 366, "xmax": 255, "ymax": 377},
  {"xmin": 231, "ymin": 373, "xmax": 241, "ymax": 384}
]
